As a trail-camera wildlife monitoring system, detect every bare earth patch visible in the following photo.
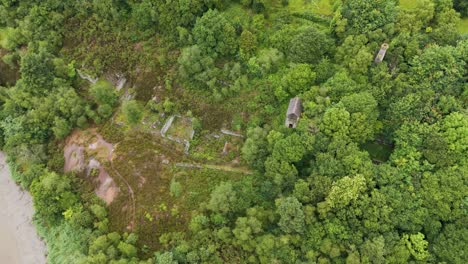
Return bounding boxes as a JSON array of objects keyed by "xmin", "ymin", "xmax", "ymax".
[{"xmin": 64, "ymin": 129, "xmax": 119, "ymax": 205}]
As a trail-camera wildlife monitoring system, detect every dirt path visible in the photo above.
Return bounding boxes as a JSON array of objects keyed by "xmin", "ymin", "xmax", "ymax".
[
  {"xmin": 0, "ymin": 152, "xmax": 47, "ymax": 264},
  {"xmin": 110, "ymin": 157, "xmax": 136, "ymax": 229},
  {"xmin": 176, "ymin": 162, "xmax": 253, "ymax": 175}
]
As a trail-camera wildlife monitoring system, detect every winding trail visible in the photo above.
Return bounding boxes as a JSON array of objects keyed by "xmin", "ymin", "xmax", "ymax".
[
  {"xmin": 0, "ymin": 152, "xmax": 47, "ymax": 264},
  {"xmin": 110, "ymin": 157, "xmax": 136, "ymax": 229}
]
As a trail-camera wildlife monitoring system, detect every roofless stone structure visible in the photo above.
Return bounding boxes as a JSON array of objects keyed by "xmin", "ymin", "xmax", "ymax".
[
  {"xmin": 285, "ymin": 97, "xmax": 302, "ymax": 128},
  {"xmin": 375, "ymin": 43, "xmax": 389, "ymax": 63}
]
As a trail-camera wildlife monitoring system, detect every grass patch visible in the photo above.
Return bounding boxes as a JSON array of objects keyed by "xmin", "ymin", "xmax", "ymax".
[
  {"xmin": 166, "ymin": 116, "xmax": 193, "ymax": 141},
  {"xmin": 458, "ymin": 18, "xmax": 468, "ymax": 34},
  {"xmin": 190, "ymin": 131, "xmax": 244, "ymax": 164},
  {"xmin": 288, "ymin": 0, "xmax": 333, "ymax": 16},
  {"xmin": 399, "ymin": 0, "xmax": 418, "ymax": 9}
]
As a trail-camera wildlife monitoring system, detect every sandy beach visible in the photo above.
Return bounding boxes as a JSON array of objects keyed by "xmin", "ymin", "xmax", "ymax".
[{"xmin": 0, "ymin": 152, "xmax": 47, "ymax": 264}]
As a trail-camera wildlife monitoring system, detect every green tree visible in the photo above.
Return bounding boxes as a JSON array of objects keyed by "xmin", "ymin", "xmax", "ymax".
[
  {"xmin": 207, "ymin": 182, "xmax": 238, "ymax": 214},
  {"xmin": 90, "ymin": 80, "xmax": 118, "ymax": 108},
  {"xmin": 155, "ymin": 252, "xmax": 177, "ymax": 264},
  {"xmin": 30, "ymin": 171, "xmax": 79, "ymax": 224},
  {"xmin": 340, "ymin": 92, "xmax": 380, "ymax": 143},
  {"xmin": 272, "ymin": 133, "xmax": 307, "ymax": 163},
  {"xmin": 403, "ymin": 233, "xmax": 430, "ymax": 261},
  {"xmin": 275, "ymin": 197, "xmax": 305, "ymax": 234},
  {"xmin": 240, "ymin": 30, "xmax": 257, "ymax": 60},
  {"xmin": 178, "ymin": 45, "xmax": 216, "ymax": 88},
  {"xmin": 122, "ymin": 100, "xmax": 143, "ymax": 125},
  {"xmin": 192, "ymin": 9, "xmax": 238, "ymax": 57},
  {"xmin": 335, "ymin": 0, "xmax": 397, "ymax": 37},
  {"xmin": 241, "ymin": 126, "xmax": 269, "ymax": 170},
  {"xmin": 281, "ymin": 64, "xmax": 316, "ymax": 95},
  {"xmin": 321, "ymin": 174, "xmax": 366, "ymax": 213},
  {"xmin": 233, "ymin": 216, "xmax": 263, "ymax": 251},
  {"xmin": 320, "ymin": 106, "xmax": 351, "ymax": 140},
  {"xmin": 289, "ymin": 27, "xmax": 334, "ymax": 64},
  {"xmin": 360, "ymin": 236, "xmax": 386, "ymax": 263},
  {"xmin": 19, "ymin": 47, "xmax": 55, "ymax": 92},
  {"xmin": 454, "ymin": 0, "xmax": 468, "ymax": 16}
]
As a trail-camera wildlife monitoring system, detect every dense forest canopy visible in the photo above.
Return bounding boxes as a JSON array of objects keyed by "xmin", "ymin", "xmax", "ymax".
[{"xmin": 0, "ymin": 0, "xmax": 467, "ymax": 263}]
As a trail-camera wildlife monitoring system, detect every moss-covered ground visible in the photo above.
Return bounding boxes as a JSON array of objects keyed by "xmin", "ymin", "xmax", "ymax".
[{"xmin": 361, "ymin": 141, "xmax": 393, "ymax": 163}]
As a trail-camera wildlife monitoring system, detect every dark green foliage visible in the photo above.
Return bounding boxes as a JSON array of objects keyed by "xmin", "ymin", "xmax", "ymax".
[
  {"xmin": 192, "ymin": 9, "xmax": 238, "ymax": 57},
  {"xmin": 289, "ymin": 27, "xmax": 334, "ymax": 64},
  {"xmin": 453, "ymin": 0, "xmax": 468, "ymax": 17}
]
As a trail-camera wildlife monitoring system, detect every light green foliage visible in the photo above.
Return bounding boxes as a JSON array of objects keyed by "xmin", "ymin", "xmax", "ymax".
[
  {"xmin": 264, "ymin": 156, "xmax": 298, "ymax": 188},
  {"xmin": 155, "ymin": 252, "xmax": 177, "ymax": 264},
  {"xmin": 320, "ymin": 106, "xmax": 351, "ymax": 139},
  {"xmin": 275, "ymin": 197, "xmax": 305, "ymax": 234},
  {"xmin": 340, "ymin": 92, "xmax": 379, "ymax": 143},
  {"xmin": 90, "ymin": 80, "xmax": 118, "ymax": 119},
  {"xmin": 410, "ymin": 43, "xmax": 466, "ymax": 95},
  {"xmin": 193, "ymin": 9, "xmax": 238, "ymax": 57},
  {"xmin": 233, "ymin": 216, "xmax": 263, "ymax": 251},
  {"xmin": 335, "ymin": 34, "xmax": 373, "ymax": 77},
  {"xmin": 30, "ymin": 171, "xmax": 78, "ymax": 224},
  {"xmin": 289, "ymin": 27, "xmax": 334, "ymax": 64},
  {"xmin": 90, "ymin": 204, "xmax": 107, "ymax": 221},
  {"xmin": 169, "ymin": 178, "xmax": 182, "ymax": 198},
  {"xmin": 281, "ymin": 64, "xmax": 316, "ymax": 95},
  {"xmin": 131, "ymin": 0, "xmax": 158, "ymax": 33},
  {"xmin": 293, "ymin": 179, "xmax": 312, "ymax": 203},
  {"xmin": 360, "ymin": 236, "xmax": 386, "ymax": 263},
  {"xmin": 240, "ymin": 30, "xmax": 257, "ymax": 60},
  {"xmin": 324, "ymin": 174, "xmax": 366, "ymax": 211},
  {"xmin": 90, "ymin": 80, "xmax": 118, "ymax": 108},
  {"xmin": 247, "ymin": 48, "xmax": 284, "ymax": 77},
  {"xmin": 397, "ymin": 0, "xmax": 435, "ymax": 33},
  {"xmin": 430, "ymin": 0, "xmax": 461, "ymax": 45},
  {"xmin": 117, "ymin": 241, "xmax": 137, "ymax": 258},
  {"xmin": 162, "ymin": 98, "xmax": 175, "ymax": 113},
  {"xmin": 440, "ymin": 112, "xmax": 467, "ymax": 154},
  {"xmin": 241, "ymin": 126, "xmax": 269, "ymax": 170},
  {"xmin": 178, "ymin": 45, "xmax": 216, "ymax": 87},
  {"xmin": 122, "ymin": 100, "xmax": 143, "ymax": 125},
  {"xmin": 272, "ymin": 133, "xmax": 307, "ymax": 163},
  {"xmin": 335, "ymin": 0, "xmax": 397, "ymax": 37},
  {"xmin": 323, "ymin": 70, "xmax": 360, "ymax": 100},
  {"xmin": 403, "ymin": 233, "xmax": 430, "ymax": 260},
  {"xmin": 207, "ymin": 182, "xmax": 238, "ymax": 214}
]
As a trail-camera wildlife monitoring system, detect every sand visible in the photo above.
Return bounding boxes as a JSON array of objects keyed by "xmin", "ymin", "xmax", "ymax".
[{"xmin": 0, "ymin": 152, "xmax": 47, "ymax": 264}]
